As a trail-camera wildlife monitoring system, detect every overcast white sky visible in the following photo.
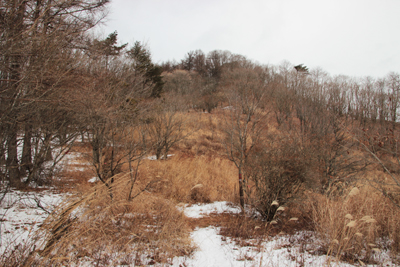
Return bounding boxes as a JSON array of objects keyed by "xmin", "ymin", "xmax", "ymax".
[{"xmin": 103, "ymin": 0, "xmax": 400, "ymax": 78}]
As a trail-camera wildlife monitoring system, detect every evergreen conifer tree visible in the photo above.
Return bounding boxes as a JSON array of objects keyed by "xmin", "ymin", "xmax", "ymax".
[{"xmin": 128, "ymin": 41, "xmax": 164, "ymax": 97}]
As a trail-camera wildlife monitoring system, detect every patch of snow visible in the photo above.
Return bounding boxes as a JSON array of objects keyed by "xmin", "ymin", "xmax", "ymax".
[
  {"xmin": 174, "ymin": 226, "xmax": 349, "ymax": 267},
  {"xmin": 69, "ymin": 166, "xmax": 87, "ymax": 172},
  {"xmin": 181, "ymin": 201, "xmax": 241, "ymax": 219},
  {"xmin": 146, "ymin": 154, "xmax": 175, "ymax": 161},
  {"xmin": 60, "ymin": 152, "xmax": 90, "ymax": 166},
  {"xmin": 0, "ymin": 190, "xmax": 65, "ymax": 254},
  {"xmin": 88, "ymin": 177, "xmax": 99, "ymax": 183},
  {"xmin": 222, "ymin": 106, "xmax": 234, "ymax": 110}
]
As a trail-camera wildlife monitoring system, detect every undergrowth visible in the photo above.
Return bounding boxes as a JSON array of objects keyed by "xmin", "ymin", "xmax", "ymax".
[
  {"xmin": 2, "ymin": 110, "xmax": 400, "ymax": 266},
  {"xmin": 9, "ymin": 173, "xmax": 194, "ymax": 266},
  {"xmin": 140, "ymin": 154, "xmax": 237, "ymax": 204}
]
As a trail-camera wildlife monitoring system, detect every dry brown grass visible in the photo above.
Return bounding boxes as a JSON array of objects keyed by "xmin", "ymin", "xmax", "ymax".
[
  {"xmin": 138, "ymin": 154, "xmax": 237, "ymax": 204},
  {"xmin": 209, "ymin": 213, "xmax": 267, "ymax": 247},
  {"xmin": 306, "ymin": 186, "xmax": 400, "ymax": 264},
  {"xmin": 176, "ymin": 111, "xmax": 226, "ymax": 156},
  {"xmin": 30, "ymin": 173, "xmax": 194, "ymax": 266},
  {"xmin": 53, "ymin": 168, "xmax": 94, "ymax": 192}
]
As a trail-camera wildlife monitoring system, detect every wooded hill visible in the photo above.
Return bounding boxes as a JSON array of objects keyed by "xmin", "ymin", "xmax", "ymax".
[{"xmin": 1, "ymin": 1, "xmax": 400, "ymax": 265}]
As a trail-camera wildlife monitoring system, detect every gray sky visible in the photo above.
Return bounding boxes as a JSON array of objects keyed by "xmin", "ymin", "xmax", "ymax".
[{"xmin": 103, "ymin": 0, "xmax": 400, "ymax": 78}]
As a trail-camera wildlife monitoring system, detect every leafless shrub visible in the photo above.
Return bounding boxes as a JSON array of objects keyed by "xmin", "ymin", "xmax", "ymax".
[
  {"xmin": 246, "ymin": 136, "xmax": 307, "ymax": 221},
  {"xmin": 145, "ymin": 98, "xmax": 196, "ymax": 160}
]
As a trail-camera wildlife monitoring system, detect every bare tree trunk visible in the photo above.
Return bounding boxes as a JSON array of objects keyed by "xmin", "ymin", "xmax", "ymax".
[
  {"xmin": 155, "ymin": 146, "xmax": 163, "ymax": 160},
  {"xmin": 239, "ymin": 169, "xmax": 244, "ymax": 209},
  {"xmin": 4, "ymin": 0, "xmax": 26, "ymax": 187},
  {"xmin": 7, "ymin": 123, "xmax": 20, "ymax": 187},
  {"xmin": 221, "ymin": 67, "xmax": 268, "ymax": 210},
  {"xmin": 21, "ymin": 124, "xmax": 33, "ymax": 174}
]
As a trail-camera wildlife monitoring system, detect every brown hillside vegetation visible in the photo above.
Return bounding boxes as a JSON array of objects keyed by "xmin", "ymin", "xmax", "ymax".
[
  {"xmin": 16, "ymin": 104, "xmax": 398, "ymax": 266},
  {"xmin": 1, "ymin": 1, "xmax": 400, "ymax": 264}
]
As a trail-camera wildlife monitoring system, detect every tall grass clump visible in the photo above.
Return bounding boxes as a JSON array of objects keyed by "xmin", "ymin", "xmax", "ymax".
[
  {"xmin": 27, "ymin": 172, "xmax": 193, "ymax": 266},
  {"xmin": 141, "ymin": 155, "xmax": 237, "ymax": 203},
  {"xmin": 308, "ymin": 186, "xmax": 400, "ymax": 264}
]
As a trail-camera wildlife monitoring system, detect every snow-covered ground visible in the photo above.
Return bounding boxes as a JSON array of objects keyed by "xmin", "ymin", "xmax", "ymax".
[
  {"xmin": 174, "ymin": 227, "xmax": 341, "ymax": 267},
  {"xmin": 174, "ymin": 202, "xmax": 392, "ymax": 267},
  {"xmin": 0, "ymin": 189, "xmax": 64, "ymax": 254},
  {"xmin": 0, "ymin": 194, "xmax": 396, "ymax": 266}
]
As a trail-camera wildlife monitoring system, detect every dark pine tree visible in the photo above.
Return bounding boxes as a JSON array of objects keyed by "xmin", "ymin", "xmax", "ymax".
[{"xmin": 128, "ymin": 41, "xmax": 164, "ymax": 98}]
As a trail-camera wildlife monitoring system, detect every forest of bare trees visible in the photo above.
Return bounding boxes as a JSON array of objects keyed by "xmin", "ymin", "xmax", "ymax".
[
  {"xmin": 162, "ymin": 50, "xmax": 400, "ymax": 214},
  {"xmin": 0, "ymin": 0, "xmax": 162, "ymax": 191}
]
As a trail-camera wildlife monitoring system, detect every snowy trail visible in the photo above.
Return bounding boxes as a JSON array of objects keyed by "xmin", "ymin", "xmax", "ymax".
[
  {"xmin": 174, "ymin": 226, "xmax": 255, "ymax": 267},
  {"xmin": 191, "ymin": 227, "xmax": 235, "ymax": 266},
  {"xmin": 173, "ymin": 202, "xmax": 388, "ymax": 267}
]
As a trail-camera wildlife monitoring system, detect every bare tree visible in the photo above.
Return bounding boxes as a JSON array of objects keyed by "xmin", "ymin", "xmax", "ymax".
[
  {"xmin": 0, "ymin": 0, "xmax": 109, "ymax": 187},
  {"xmin": 375, "ymin": 78, "xmax": 389, "ymax": 124},
  {"xmin": 354, "ymin": 127, "xmax": 400, "ymax": 209},
  {"xmin": 76, "ymin": 47, "xmax": 151, "ymax": 191},
  {"xmin": 206, "ymin": 50, "xmax": 232, "ymax": 79},
  {"xmin": 145, "ymin": 98, "xmax": 194, "ymax": 160},
  {"xmin": 220, "ymin": 66, "xmax": 269, "ymax": 208},
  {"xmin": 387, "ymin": 72, "xmax": 400, "ymax": 130},
  {"xmin": 272, "ymin": 82, "xmax": 294, "ymax": 127},
  {"xmin": 192, "ymin": 49, "xmax": 208, "ymax": 76},
  {"xmin": 181, "ymin": 51, "xmax": 195, "ymax": 71},
  {"xmin": 162, "ymin": 70, "xmax": 194, "ymax": 96}
]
